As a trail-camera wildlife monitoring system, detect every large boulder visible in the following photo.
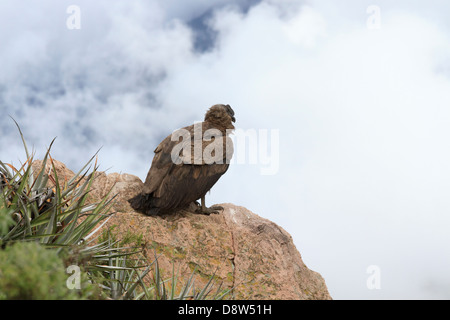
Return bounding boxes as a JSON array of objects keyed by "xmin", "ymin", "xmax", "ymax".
[{"xmin": 32, "ymin": 159, "xmax": 332, "ymax": 299}]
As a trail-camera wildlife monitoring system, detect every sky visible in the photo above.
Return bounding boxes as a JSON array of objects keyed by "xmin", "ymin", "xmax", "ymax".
[{"xmin": 1, "ymin": 0, "xmax": 450, "ymax": 299}]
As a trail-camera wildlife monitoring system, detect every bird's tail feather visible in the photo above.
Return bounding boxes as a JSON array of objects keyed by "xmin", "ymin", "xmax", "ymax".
[{"xmin": 128, "ymin": 193, "xmax": 160, "ymax": 216}]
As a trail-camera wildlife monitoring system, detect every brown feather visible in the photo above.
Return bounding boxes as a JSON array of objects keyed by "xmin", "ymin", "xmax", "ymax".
[{"xmin": 129, "ymin": 104, "xmax": 235, "ymax": 215}]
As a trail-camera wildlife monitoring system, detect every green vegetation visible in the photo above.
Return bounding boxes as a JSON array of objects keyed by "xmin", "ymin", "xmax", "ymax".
[
  {"xmin": 0, "ymin": 241, "xmax": 95, "ymax": 299},
  {"xmin": 0, "ymin": 120, "xmax": 231, "ymax": 300}
]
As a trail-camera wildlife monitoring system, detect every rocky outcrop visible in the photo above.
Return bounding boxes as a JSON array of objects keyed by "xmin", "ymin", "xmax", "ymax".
[{"xmin": 32, "ymin": 159, "xmax": 331, "ymax": 300}]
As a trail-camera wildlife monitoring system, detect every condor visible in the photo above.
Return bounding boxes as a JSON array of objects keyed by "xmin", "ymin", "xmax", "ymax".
[{"xmin": 129, "ymin": 104, "xmax": 235, "ymax": 216}]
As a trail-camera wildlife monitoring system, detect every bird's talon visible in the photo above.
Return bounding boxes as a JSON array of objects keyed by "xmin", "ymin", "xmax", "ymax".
[{"xmin": 196, "ymin": 205, "xmax": 223, "ymax": 215}]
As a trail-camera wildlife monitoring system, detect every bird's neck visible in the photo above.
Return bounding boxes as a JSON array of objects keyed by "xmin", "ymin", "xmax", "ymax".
[{"xmin": 206, "ymin": 121, "xmax": 234, "ymax": 134}]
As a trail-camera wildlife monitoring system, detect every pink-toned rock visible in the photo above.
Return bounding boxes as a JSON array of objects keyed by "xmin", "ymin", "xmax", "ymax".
[
  {"xmin": 31, "ymin": 159, "xmax": 75, "ymax": 185},
  {"xmin": 220, "ymin": 204, "xmax": 331, "ymax": 299},
  {"xmin": 34, "ymin": 159, "xmax": 331, "ymax": 299}
]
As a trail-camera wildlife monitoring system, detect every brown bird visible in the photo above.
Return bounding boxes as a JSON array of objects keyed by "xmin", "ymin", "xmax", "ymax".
[{"xmin": 129, "ymin": 104, "xmax": 235, "ymax": 215}]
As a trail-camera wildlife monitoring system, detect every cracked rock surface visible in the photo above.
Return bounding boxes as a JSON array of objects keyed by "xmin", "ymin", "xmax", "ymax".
[{"xmin": 36, "ymin": 159, "xmax": 331, "ymax": 300}]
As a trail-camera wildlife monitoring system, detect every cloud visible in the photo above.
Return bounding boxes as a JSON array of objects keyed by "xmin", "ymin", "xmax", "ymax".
[
  {"xmin": 152, "ymin": 1, "xmax": 450, "ymax": 299},
  {"xmin": 2, "ymin": 0, "xmax": 450, "ymax": 299},
  {"xmin": 0, "ymin": 0, "xmax": 199, "ymax": 171}
]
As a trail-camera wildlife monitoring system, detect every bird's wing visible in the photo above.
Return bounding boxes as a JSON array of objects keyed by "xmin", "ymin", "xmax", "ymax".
[
  {"xmin": 142, "ymin": 122, "xmax": 233, "ymax": 199},
  {"xmin": 143, "ymin": 124, "xmax": 195, "ymax": 195},
  {"xmin": 142, "ymin": 134, "xmax": 179, "ymax": 195}
]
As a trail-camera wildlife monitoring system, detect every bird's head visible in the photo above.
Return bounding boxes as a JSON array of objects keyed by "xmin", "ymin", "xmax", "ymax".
[{"xmin": 204, "ymin": 104, "xmax": 235, "ymax": 130}]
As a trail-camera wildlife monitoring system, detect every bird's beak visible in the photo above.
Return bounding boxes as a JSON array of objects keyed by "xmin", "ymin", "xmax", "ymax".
[{"xmin": 231, "ymin": 116, "xmax": 236, "ymax": 123}]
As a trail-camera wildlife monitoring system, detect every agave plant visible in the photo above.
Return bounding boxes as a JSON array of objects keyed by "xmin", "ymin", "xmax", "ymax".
[
  {"xmin": 0, "ymin": 120, "xmax": 115, "ymax": 250},
  {"xmin": 150, "ymin": 260, "xmax": 232, "ymax": 300}
]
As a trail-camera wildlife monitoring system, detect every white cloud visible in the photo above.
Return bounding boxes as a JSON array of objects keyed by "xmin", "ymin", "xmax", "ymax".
[{"xmin": 153, "ymin": 1, "xmax": 450, "ymax": 299}]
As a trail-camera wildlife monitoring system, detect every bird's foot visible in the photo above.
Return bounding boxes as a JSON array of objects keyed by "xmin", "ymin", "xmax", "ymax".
[{"xmin": 195, "ymin": 205, "xmax": 224, "ymax": 215}]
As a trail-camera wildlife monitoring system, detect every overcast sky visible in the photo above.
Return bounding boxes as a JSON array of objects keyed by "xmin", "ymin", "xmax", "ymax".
[{"xmin": 1, "ymin": 0, "xmax": 450, "ymax": 299}]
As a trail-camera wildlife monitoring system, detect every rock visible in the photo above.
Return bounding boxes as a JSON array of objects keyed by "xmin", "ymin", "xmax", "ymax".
[
  {"xmin": 34, "ymin": 159, "xmax": 331, "ymax": 300},
  {"xmin": 87, "ymin": 171, "xmax": 144, "ymax": 213},
  {"xmin": 31, "ymin": 159, "xmax": 76, "ymax": 185}
]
